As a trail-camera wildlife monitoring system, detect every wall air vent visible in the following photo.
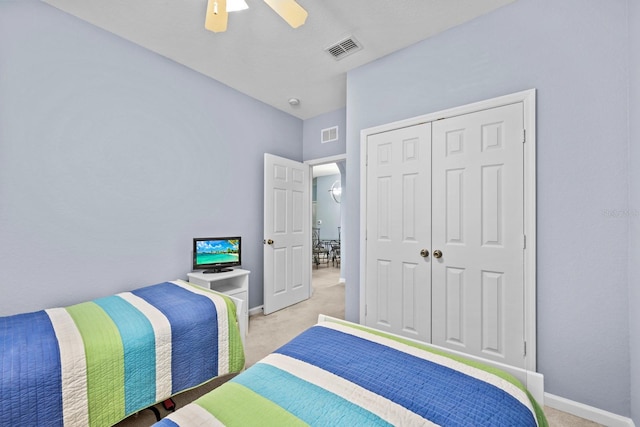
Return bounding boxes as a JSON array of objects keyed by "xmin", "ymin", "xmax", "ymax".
[
  {"xmin": 325, "ymin": 36, "xmax": 363, "ymax": 60},
  {"xmin": 321, "ymin": 126, "xmax": 339, "ymax": 143}
]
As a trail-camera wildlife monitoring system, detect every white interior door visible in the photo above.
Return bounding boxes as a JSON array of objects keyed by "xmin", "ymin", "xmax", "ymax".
[
  {"xmin": 431, "ymin": 103, "xmax": 525, "ymax": 368},
  {"xmin": 263, "ymin": 153, "xmax": 311, "ymax": 314},
  {"xmin": 364, "ymin": 124, "xmax": 432, "ymax": 342},
  {"xmin": 362, "ymin": 101, "xmax": 528, "ymax": 369}
]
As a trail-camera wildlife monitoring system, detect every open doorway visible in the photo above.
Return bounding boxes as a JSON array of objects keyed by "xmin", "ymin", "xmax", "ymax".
[
  {"xmin": 312, "ymin": 163, "xmax": 340, "ymax": 266},
  {"xmin": 309, "ymin": 158, "xmax": 345, "ymax": 295}
]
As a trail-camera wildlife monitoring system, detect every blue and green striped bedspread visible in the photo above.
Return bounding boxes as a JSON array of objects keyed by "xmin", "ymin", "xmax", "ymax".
[
  {"xmin": 0, "ymin": 280, "xmax": 245, "ymax": 427},
  {"xmin": 156, "ymin": 319, "xmax": 547, "ymax": 427}
]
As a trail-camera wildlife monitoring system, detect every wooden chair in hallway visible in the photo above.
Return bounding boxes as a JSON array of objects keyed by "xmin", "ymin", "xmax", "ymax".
[
  {"xmin": 330, "ymin": 241, "xmax": 340, "ymax": 267},
  {"xmin": 312, "ymin": 228, "xmax": 330, "ymax": 268},
  {"xmin": 330, "ymin": 227, "xmax": 340, "ymax": 267}
]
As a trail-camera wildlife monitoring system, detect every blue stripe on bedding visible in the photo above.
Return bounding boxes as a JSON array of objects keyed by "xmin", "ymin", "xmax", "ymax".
[
  {"xmin": 154, "ymin": 419, "xmax": 179, "ymax": 427},
  {"xmin": 233, "ymin": 363, "xmax": 391, "ymax": 427},
  {"xmin": 0, "ymin": 311, "xmax": 63, "ymax": 426},
  {"xmin": 276, "ymin": 326, "xmax": 537, "ymax": 427},
  {"xmin": 94, "ymin": 295, "xmax": 156, "ymax": 413},
  {"xmin": 132, "ymin": 282, "xmax": 219, "ymax": 393}
]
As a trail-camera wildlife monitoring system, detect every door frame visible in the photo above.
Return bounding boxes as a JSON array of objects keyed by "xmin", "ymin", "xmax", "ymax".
[
  {"xmin": 359, "ymin": 89, "xmax": 537, "ymax": 371},
  {"xmin": 305, "ymin": 153, "xmax": 347, "ymax": 283}
]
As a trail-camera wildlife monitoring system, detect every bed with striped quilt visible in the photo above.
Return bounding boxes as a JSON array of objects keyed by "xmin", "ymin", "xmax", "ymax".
[
  {"xmin": 0, "ymin": 280, "xmax": 245, "ymax": 427},
  {"xmin": 156, "ymin": 317, "xmax": 547, "ymax": 427}
]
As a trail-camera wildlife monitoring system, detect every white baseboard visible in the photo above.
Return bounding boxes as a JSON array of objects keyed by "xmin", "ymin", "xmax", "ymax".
[
  {"xmin": 248, "ymin": 305, "xmax": 263, "ymax": 316},
  {"xmin": 544, "ymin": 393, "xmax": 635, "ymax": 427}
]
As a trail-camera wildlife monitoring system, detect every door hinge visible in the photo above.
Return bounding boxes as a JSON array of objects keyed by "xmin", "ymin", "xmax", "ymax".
[
  {"xmin": 522, "ymin": 129, "xmax": 526, "ymax": 143},
  {"xmin": 523, "ymin": 341, "xmax": 527, "ymax": 356},
  {"xmin": 523, "ymin": 234, "xmax": 526, "ymax": 249},
  {"xmin": 365, "ymin": 304, "xmax": 368, "ymax": 316}
]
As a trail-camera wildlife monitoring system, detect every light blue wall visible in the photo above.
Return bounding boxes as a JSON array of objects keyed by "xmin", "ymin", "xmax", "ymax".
[
  {"xmin": 345, "ymin": 0, "xmax": 631, "ymax": 417},
  {"xmin": 302, "ymin": 108, "xmax": 346, "ymax": 161},
  {"xmin": 629, "ymin": 0, "xmax": 640, "ymax": 423},
  {"xmin": 0, "ymin": 1, "xmax": 302, "ymax": 314},
  {"xmin": 314, "ymin": 174, "xmax": 341, "ymax": 241}
]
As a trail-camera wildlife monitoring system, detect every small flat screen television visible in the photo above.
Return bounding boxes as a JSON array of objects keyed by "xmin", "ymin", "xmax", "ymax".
[{"xmin": 193, "ymin": 237, "xmax": 241, "ymax": 274}]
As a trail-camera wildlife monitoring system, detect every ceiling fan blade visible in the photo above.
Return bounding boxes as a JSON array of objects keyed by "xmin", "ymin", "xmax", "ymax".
[
  {"xmin": 205, "ymin": 0, "xmax": 228, "ymax": 33},
  {"xmin": 263, "ymin": 0, "xmax": 308, "ymax": 29}
]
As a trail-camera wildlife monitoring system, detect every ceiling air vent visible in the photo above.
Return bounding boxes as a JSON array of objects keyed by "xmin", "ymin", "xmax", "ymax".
[
  {"xmin": 321, "ymin": 126, "xmax": 339, "ymax": 143},
  {"xmin": 325, "ymin": 36, "xmax": 363, "ymax": 61}
]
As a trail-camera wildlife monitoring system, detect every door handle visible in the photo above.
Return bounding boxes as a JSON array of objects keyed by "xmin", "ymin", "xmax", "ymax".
[
  {"xmin": 419, "ymin": 249, "xmax": 429, "ymax": 257},
  {"xmin": 433, "ymin": 249, "xmax": 443, "ymax": 259},
  {"xmin": 264, "ymin": 239, "xmax": 274, "ymax": 245}
]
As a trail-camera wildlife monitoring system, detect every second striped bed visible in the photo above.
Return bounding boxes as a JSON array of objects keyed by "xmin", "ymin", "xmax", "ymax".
[{"xmin": 155, "ymin": 318, "xmax": 547, "ymax": 427}]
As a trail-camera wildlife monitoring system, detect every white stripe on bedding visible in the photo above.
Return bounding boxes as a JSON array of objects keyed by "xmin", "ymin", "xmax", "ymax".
[
  {"xmin": 319, "ymin": 321, "xmax": 538, "ymax": 425},
  {"xmin": 165, "ymin": 402, "xmax": 225, "ymax": 427},
  {"xmin": 171, "ymin": 280, "xmax": 230, "ymax": 374},
  {"xmin": 46, "ymin": 307, "xmax": 90, "ymax": 427},
  {"xmin": 260, "ymin": 353, "xmax": 437, "ymax": 427},
  {"xmin": 117, "ymin": 292, "xmax": 173, "ymax": 400}
]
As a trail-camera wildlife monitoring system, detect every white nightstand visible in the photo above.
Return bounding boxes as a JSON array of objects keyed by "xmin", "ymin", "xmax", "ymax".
[{"xmin": 187, "ymin": 269, "xmax": 250, "ymax": 339}]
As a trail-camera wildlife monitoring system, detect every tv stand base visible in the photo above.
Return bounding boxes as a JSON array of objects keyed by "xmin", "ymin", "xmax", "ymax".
[{"xmin": 203, "ymin": 268, "xmax": 233, "ymax": 274}]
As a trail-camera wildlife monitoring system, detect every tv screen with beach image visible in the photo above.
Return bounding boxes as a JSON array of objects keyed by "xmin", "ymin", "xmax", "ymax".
[{"xmin": 195, "ymin": 239, "xmax": 240, "ymax": 265}]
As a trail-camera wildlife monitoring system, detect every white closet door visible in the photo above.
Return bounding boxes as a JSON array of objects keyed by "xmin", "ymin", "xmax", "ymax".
[
  {"xmin": 431, "ymin": 103, "xmax": 525, "ymax": 368},
  {"xmin": 364, "ymin": 124, "xmax": 432, "ymax": 342}
]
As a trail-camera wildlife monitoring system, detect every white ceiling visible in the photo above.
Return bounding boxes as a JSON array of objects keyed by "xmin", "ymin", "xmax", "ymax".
[
  {"xmin": 42, "ymin": 0, "xmax": 515, "ymax": 120},
  {"xmin": 313, "ymin": 163, "xmax": 340, "ymax": 178}
]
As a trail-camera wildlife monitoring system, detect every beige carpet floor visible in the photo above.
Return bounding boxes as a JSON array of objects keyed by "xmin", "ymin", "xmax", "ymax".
[
  {"xmin": 243, "ymin": 266, "xmax": 345, "ymax": 367},
  {"xmin": 117, "ymin": 266, "xmax": 600, "ymax": 426}
]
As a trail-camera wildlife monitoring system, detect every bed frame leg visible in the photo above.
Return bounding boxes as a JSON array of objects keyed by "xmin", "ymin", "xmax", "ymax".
[
  {"xmin": 145, "ymin": 406, "xmax": 162, "ymax": 422},
  {"xmin": 163, "ymin": 398, "xmax": 176, "ymax": 412}
]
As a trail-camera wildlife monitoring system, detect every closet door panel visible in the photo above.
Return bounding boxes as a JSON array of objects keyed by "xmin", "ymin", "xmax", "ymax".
[
  {"xmin": 364, "ymin": 124, "xmax": 432, "ymax": 342},
  {"xmin": 431, "ymin": 103, "xmax": 525, "ymax": 368}
]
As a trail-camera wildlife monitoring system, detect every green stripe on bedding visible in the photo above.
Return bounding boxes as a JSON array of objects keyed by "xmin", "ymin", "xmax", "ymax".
[
  {"xmin": 66, "ymin": 302, "xmax": 125, "ymax": 426},
  {"xmin": 195, "ymin": 382, "xmax": 308, "ymax": 427},
  {"xmin": 221, "ymin": 292, "xmax": 245, "ymax": 372}
]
